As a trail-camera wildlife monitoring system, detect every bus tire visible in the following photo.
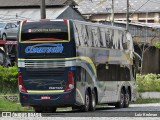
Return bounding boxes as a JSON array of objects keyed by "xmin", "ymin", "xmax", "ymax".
[
  {"xmin": 115, "ymin": 89, "xmax": 125, "ymax": 108},
  {"xmin": 81, "ymin": 90, "xmax": 90, "ymax": 112},
  {"xmin": 44, "ymin": 107, "xmax": 57, "ymax": 113},
  {"xmin": 89, "ymin": 90, "xmax": 96, "ymax": 111},
  {"xmin": 72, "ymin": 106, "xmax": 79, "ymax": 111},
  {"xmin": 124, "ymin": 89, "xmax": 130, "ymax": 108},
  {"xmin": 34, "ymin": 106, "xmax": 43, "ymax": 113},
  {"xmin": 72, "ymin": 106, "xmax": 76, "ymax": 111}
]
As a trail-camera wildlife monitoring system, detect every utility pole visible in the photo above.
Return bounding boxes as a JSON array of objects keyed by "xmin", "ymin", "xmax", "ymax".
[
  {"xmin": 40, "ymin": 0, "xmax": 46, "ymax": 19},
  {"xmin": 126, "ymin": 0, "xmax": 129, "ymax": 31},
  {"xmin": 111, "ymin": 0, "xmax": 114, "ymax": 26}
]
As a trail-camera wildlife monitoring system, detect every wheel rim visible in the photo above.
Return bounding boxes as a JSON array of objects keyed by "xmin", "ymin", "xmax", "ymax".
[
  {"xmin": 92, "ymin": 93, "xmax": 96, "ymax": 108},
  {"xmin": 125, "ymin": 93, "xmax": 129, "ymax": 105},
  {"xmin": 85, "ymin": 94, "xmax": 89, "ymax": 109},
  {"xmin": 120, "ymin": 93, "xmax": 124, "ymax": 105}
]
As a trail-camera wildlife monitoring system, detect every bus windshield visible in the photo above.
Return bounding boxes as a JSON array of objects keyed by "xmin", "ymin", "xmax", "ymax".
[{"xmin": 21, "ymin": 21, "xmax": 69, "ymax": 41}]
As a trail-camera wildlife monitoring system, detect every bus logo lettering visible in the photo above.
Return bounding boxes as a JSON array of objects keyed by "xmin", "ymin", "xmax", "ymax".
[{"xmin": 25, "ymin": 44, "xmax": 63, "ymax": 54}]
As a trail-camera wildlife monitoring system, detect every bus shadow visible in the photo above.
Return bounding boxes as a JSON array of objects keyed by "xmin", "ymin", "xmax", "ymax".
[
  {"xmin": 55, "ymin": 106, "xmax": 117, "ymax": 113},
  {"xmin": 41, "ymin": 106, "xmax": 119, "ymax": 117}
]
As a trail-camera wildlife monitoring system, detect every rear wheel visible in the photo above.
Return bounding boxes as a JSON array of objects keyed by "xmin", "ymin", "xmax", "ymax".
[
  {"xmin": 89, "ymin": 90, "xmax": 96, "ymax": 111},
  {"xmin": 50, "ymin": 107, "xmax": 57, "ymax": 113},
  {"xmin": 34, "ymin": 106, "xmax": 43, "ymax": 113},
  {"xmin": 2, "ymin": 34, "xmax": 6, "ymax": 41},
  {"xmin": 124, "ymin": 89, "xmax": 130, "ymax": 108},
  {"xmin": 115, "ymin": 89, "xmax": 125, "ymax": 108},
  {"xmin": 72, "ymin": 106, "xmax": 79, "ymax": 111},
  {"xmin": 34, "ymin": 106, "xmax": 57, "ymax": 113},
  {"xmin": 44, "ymin": 107, "xmax": 57, "ymax": 113}
]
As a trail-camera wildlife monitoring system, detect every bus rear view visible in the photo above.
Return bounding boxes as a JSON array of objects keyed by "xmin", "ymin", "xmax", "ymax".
[{"xmin": 18, "ymin": 20, "xmax": 76, "ymax": 112}]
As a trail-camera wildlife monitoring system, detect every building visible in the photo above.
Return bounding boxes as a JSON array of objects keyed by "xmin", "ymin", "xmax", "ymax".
[
  {"xmin": 75, "ymin": 0, "xmax": 160, "ymax": 23},
  {"xmin": 75, "ymin": 0, "xmax": 160, "ymax": 44},
  {"xmin": 0, "ymin": 0, "xmax": 85, "ymax": 66},
  {"xmin": 0, "ymin": 0, "xmax": 85, "ymax": 22},
  {"xmin": 74, "ymin": 0, "xmax": 160, "ymax": 74}
]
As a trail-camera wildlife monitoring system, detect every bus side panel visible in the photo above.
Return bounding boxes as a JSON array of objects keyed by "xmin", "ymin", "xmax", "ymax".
[{"xmin": 75, "ymin": 46, "xmax": 136, "ymax": 104}]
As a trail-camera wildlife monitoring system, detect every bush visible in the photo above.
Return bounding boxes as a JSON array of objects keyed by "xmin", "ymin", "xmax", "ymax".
[
  {"xmin": 154, "ymin": 42, "xmax": 160, "ymax": 49},
  {"xmin": 136, "ymin": 74, "xmax": 160, "ymax": 92},
  {"xmin": 0, "ymin": 65, "xmax": 18, "ymax": 94}
]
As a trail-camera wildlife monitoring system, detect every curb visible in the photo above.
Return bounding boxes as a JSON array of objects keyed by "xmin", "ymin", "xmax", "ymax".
[{"xmin": 137, "ymin": 92, "xmax": 160, "ymax": 99}]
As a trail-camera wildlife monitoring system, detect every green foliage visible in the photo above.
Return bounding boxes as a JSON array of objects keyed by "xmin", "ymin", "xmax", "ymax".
[
  {"xmin": 0, "ymin": 65, "xmax": 18, "ymax": 94},
  {"xmin": 0, "ymin": 96, "xmax": 32, "ymax": 111},
  {"xmin": 132, "ymin": 98, "xmax": 160, "ymax": 104},
  {"xmin": 154, "ymin": 42, "xmax": 160, "ymax": 48},
  {"xmin": 136, "ymin": 74, "xmax": 160, "ymax": 92}
]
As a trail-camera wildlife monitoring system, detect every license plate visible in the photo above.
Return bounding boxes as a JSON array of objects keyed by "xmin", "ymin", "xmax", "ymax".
[{"xmin": 41, "ymin": 96, "xmax": 51, "ymax": 100}]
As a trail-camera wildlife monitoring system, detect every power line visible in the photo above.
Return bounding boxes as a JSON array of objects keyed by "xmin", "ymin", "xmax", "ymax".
[
  {"xmin": 150, "ymin": 0, "xmax": 160, "ymax": 4},
  {"xmin": 129, "ymin": 0, "xmax": 151, "ymax": 17}
]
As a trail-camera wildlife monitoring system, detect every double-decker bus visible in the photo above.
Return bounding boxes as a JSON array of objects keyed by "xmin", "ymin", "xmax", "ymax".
[{"xmin": 18, "ymin": 19, "xmax": 137, "ymax": 112}]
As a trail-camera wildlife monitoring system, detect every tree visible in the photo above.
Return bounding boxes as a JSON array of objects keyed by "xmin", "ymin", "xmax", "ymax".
[{"xmin": 134, "ymin": 26, "xmax": 160, "ymax": 74}]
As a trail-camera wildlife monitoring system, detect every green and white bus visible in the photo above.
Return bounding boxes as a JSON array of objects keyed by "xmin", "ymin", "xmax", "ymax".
[{"xmin": 18, "ymin": 19, "xmax": 136, "ymax": 112}]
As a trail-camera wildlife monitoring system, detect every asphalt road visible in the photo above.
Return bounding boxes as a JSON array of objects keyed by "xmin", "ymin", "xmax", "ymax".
[{"xmin": 42, "ymin": 103, "xmax": 160, "ymax": 117}]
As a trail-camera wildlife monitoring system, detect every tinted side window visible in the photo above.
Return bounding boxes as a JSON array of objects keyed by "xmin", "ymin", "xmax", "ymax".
[
  {"xmin": 6, "ymin": 23, "xmax": 11, "ymax": 29},
  {"xmin": 97, "ymin": 64, "xmax": 120, "ymax": 81},
  {"xmin": 11, "ymin": 23, "xmax": 17, "ymax": 28},
  {"xmin": 120, "ymin": 66, "xmax": 131, "ymax": 81}
]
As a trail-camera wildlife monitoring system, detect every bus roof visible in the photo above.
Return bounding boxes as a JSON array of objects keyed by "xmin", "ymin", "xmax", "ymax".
[
  {"xmin": 71, "ymin": 19, "xmax": 127, "ymax": 31},
  {"xmin": 21, "ymin": 19, "xmax": 127, "ymax": 32}
]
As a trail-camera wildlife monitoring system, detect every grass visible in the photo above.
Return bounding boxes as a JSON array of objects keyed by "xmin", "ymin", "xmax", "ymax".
[
  {"xmin": 0, "ymin": 96, "xmax": 32, "ymax": 111},
  {"xmin": 132, "ymin": 98, "xmax": 160, "ymax": 104},
  {"xmin": 0, "ymin": 96, "xmax": 71, "ymax": 112}
]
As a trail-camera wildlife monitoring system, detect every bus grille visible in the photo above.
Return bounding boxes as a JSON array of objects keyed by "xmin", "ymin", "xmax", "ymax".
[
  {"xmin": 25, "ymin": 61, "xmax": 65, "ymax": 68},
  {"xmin": 26, "ymin": 68, "xmax": 65, "ymax": 77}
]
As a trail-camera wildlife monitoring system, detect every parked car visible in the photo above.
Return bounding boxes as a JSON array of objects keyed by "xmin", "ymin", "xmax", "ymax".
[
  {"xmin": 0, "ymin": 22, "xmax": 18, "ymax": 40},
  {"xmin": 0, "ymin": 49, "xmax": 11, "ymax": 67}
]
